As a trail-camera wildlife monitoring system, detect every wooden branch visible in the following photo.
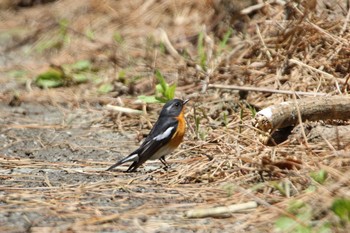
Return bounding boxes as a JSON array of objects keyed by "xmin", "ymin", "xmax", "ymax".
[
  {"xmin": 184, "ymin": 201, "xmax": 258, "ymax": 218},
  {"xmin": 252, "ymin": 96, "xmax": 350, "ymax": 134},
  {"xmin": 208, "ymin": 84, "xmax": 326, "ymax": 96},
  {"xmin": 157, "ymin": 28, "xmax": 181, "ymax": 59},
  {"xmin": 105, "ymin": 104, "xmax": 143, "ymax": 114}
]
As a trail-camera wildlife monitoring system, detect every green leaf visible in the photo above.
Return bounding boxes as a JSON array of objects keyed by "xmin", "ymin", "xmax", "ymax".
[
  {"xmin": 221, "ymin": 184, "xmax": 235, "ymax": 197},
  {"xmin": 155, "ymin": 96, "xmax": 168, "ymax": 103},
  {"xmin": 297, "ymin": 207, "xmax": 312, "ymax": 222},
  {"xmin": 275, "ymin": 217, "xmax": 311, "ymax": 233},
  {"xmin": 118, "ymin": 70, "xmax": 126, "ymax": 80},
  {"xmin": 165, "ymin": 83, "xmax": 176, "ymax": 100},
  {"xmin": 159, "ymin": 42, "xmax": 166, "ymax": 54},
  {"xmin": 272, "ymin": 182, "xmax": 286, "ymax": 196},
  {"xmin": 275, "ymin": 216, "xmax": 298, "ymax": 232},
  {"xmin": 155, "ymin": 70, "xmax": 168, "ymax": 92},
  {"xmin": 317, "ymin": 222, "xmax": 332, "ymax": 233},
  {"xmin": 331, "ymin": 198, "xmax": 350, "ymax": 222},
  {"xmin": 85, "ymin": 28, "xmax": 95, "ymax": 41},
  {"xmin": 7, "ymin": 70, "xmax": 27, "ymax": 78},
  {"xmin": 72, "ymin": 73, "xmax": 88, "ymax": 83},
  {"xmin": 197, "ymin": 31, "xmax": 207, "ymax": 71},
  {"xmin": 218, "ymin": 28, "xmax": 233, "ymax": 54},
  {"xmin": 310, "ymin": 170, "xmax": 328, "ymax": 184},
  {"xmin": 98, "ymin": 83, "xmax": 114, "ymax": 94},
  {"xmin": 35, "ymin": 69, "xmax": 65, "ymax": 88},
  {"xmin": 35, "ymin": 38, "xmax": 63, "ymax": 53},
  {"xmin": 59, "ymin": 18, "xmax": 69, "ymax": 31},
  {"xmin": 222, "ymin": 111, "xmax": 228, "ymax": 126},
  {"xmin": 155, "ymin": 83, "xmax": 163, "ymax": 94},
  {"xmin": 246, "ymin": 103, "xmax": 257, "ymax": 117},
  {"xmin": 195, "ymin": 116, "xmax": 200, "ymax": 134},
  {"xmin": 138, "ymin": 95, "xmax": 161, "ymax": 103},
  {"xmin": 113, "ymin": 32, "xmax": 124, "ymax": 44},
  {"xmin": 72, "ymin": 60, "xmax": 91, "ymax": 71},
  {"xmin": 287, "ymin": 200, "xmax": 305, "ymax": 214}
]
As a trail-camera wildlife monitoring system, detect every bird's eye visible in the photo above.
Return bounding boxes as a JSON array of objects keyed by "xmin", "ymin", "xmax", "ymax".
[{"xmin": 174, "ymin": 102, "xmax": 180, "ymax": 107}]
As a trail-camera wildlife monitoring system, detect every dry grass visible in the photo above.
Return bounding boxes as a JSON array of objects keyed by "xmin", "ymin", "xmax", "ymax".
[{"xmin": 1, "ymin": 0, "xmax": 350, "ymax": 232}]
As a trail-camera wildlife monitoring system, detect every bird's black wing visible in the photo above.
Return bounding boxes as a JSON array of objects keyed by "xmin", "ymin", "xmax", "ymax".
[{"xmin": 140, "ymin": 115, "xmax": 173, "ymax": 145}]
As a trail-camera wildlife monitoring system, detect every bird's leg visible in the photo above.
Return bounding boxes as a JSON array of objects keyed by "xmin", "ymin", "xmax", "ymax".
[{"xmin": 159, "ymin": 156, "xmax": 170, "ymax": 171}]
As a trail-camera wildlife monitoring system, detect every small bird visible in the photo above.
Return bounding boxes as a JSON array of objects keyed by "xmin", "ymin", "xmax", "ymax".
[{"xmin": 107, "ymin": 98, "xmax": 189, "ymax": 172}]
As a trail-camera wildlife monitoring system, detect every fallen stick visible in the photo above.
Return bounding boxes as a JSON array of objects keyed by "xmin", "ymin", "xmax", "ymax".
[
  {"xmin": 208, "ymin": 84, "xmax": 326, "ymax": 96},
  {"xmin": 252, "ymin": 96, "xmax": 350, "ymax": 133},
  {"xmin": 156, "ymin": 28, "xmax": 181, "ymax": 59},
  {"xmin": 105, "ymin": 104, "xmax": 143, "ymax": 114},
  {"xmin": 184, "ymin": 201, "xmax": 258, "ymax": 218}
]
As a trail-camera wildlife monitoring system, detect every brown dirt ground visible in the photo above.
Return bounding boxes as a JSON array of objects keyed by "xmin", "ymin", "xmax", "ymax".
[{"xmin": 1, "ymin": 0, "xmax": 350, "ymax": 232}]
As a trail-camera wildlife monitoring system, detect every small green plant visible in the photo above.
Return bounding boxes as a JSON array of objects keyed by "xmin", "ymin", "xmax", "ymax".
[
  {"xmin": 35, "ymin": 60, "xmax": 94, "ymax": 88},
  {"xmin": 239, "ymin": 107, "xmax": 244, "ymax": 133},
  {"xmin": 222, "ymin": 111, "xmax": 228, "ymax": 127},
  {"xmin": 194, "ymin": 28, "xmax": 233, "ymax": 72},
  {"xmin": 7, "ymin": 70, "xmax": 28, "ymax": 84},
  {"xmin": 310, "ymin": 170, "xmax": 328, "ymax": 184},
  {"xmin": 197, "ymin": 31, "xmax": 207, "ymax": 71},
  {"xmin": 275, "ymin": 200, "xmax": 331, "ymax": 233},
  {"xmin": 138, "ymin": 70, "xmax": 176, "ymax": 103},
  {"xmin": 85, "ymin": 28, "xmax": 95, "ymax": 41},
  {"xmin": 98, "ymin": 83, "xmax": 114, "ymax": 94},
  {"xmin": 194, "ymin": 107, "xmax": 200, "ymax": 137},
  {"xmin": 159, "ymin": 42, "xmax": 166, "ymax": 54},
  {"xmin": 35, "ymin": 67, "xmax": 66, "ymax": 88},
  {"xmin": 271, "ymin": 181, "xmax": 288, "ymax": 197},
  {"xmin": 246, "ymin": 103, "xmax": 257, "ymax": 117},
  {"xmin": 193, "ymin": 105, "xmax": 208, "ymax": 140},
  {"xmin": 221, "ymin": 183, "xmax": 235, "ymax": 197},
  {"xmin": 113, "ymin": 32, "xmax": 124, "ymax": 44},
  {"xmin": 217, "ymin": 28, "xmax": 233, "ymax": 55},
  {"xmin": 35, "ymin": 18, "xmax": 70, "ymax": 53},
  {"xmin": 331, "ymin": 198, "xmax": 350, "ymax": 223},
  {"xmin": 7, "ymin": 70, "xmax": 27, "ymax": 79}
]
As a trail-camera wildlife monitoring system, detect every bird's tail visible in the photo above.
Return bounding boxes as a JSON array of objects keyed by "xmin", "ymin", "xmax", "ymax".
[{"xmin": 106, "ymin": 153, "xmax": 139, "ymax": 171}]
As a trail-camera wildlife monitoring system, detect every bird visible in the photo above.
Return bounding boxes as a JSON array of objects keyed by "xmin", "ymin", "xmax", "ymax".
[{"xmin": 107, "ymin": 98, "xmax": 189, "ymax": 172}]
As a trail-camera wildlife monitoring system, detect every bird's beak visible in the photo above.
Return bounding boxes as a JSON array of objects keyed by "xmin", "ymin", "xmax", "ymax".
[{"xmin": 183, "ymin": 99, "xmax": 189, "ymax": 105}]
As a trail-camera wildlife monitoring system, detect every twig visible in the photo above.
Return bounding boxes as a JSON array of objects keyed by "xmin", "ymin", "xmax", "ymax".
[
  {"xmin": 256, "ymin": 24, "xmax": 272, "ymax": 62},
  {"xmin": 241, "ymin": 0, "xmax": 286, "ymax": 15},
  {"xmin": 105, "ymin": 104, "xmax": 143, "ymax": 114},
  {"xmin": 340, "ymin": 4, "xmax": 350, "ymax": 36},
  {"xmin": 208, "ymin": 84, "xmax": 326, "ymax": 96},
  {"xmin": 157, "ymin": 28, "xmax": 181, "ymax": 59},
  {"xmin": 289, "ymin": 58, "xmax": 342, "ymax": 94},
  {"xmin": 0, "ymin": 124, "xmax": 64, "ymax": 129},
  {"xmin": 292, "ymin": 93, "xmax": 309, "ymax": 147},
  {"xmin": 289, "ymin": 58, "xmax": 334, "ymax": 79},
  {"xmin": 184, "ymin": 201, "xmax": 258, "ymax": 218},
  {"xmin": 307, "ymin": 20, "xmax": 348, "ymax": 45},
  {"xmin": 74, "ymin": 214, "xmax": 120, "ymax": 225}
]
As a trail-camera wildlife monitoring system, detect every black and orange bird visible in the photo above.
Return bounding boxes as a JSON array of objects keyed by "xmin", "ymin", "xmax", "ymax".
[{"xmin": 107, "ymin": 98, "xmax": 189, "ymax": 172}]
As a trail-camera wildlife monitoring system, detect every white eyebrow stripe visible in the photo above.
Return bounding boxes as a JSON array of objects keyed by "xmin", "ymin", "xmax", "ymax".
[
  {"xmin": 166, "ymin": 104, "xmax": 173, "ymax": 111},
  {"xmin": 153, "ymin": 126, "xmax": 174, "ymax": 141}
]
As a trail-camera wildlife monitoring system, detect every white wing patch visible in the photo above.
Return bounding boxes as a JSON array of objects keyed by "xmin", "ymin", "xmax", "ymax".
[
  {"xmin": 153, "ymin": 126, "xmax": 174, "ymax": 141},
  {"xmin": 123, "ymin": 153, "xmax": 139, "ymax": 163}
]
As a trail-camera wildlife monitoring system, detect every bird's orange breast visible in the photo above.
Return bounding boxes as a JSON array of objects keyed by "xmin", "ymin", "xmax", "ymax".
[{"xmin": 169, "ymin": 110, "xmax": 186, "ymax": 148}]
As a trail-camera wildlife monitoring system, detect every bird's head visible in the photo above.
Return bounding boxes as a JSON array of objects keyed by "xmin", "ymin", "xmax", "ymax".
[{"xmin": 160, "ymin": 99, "xmax": 189, "ymax": 117}]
